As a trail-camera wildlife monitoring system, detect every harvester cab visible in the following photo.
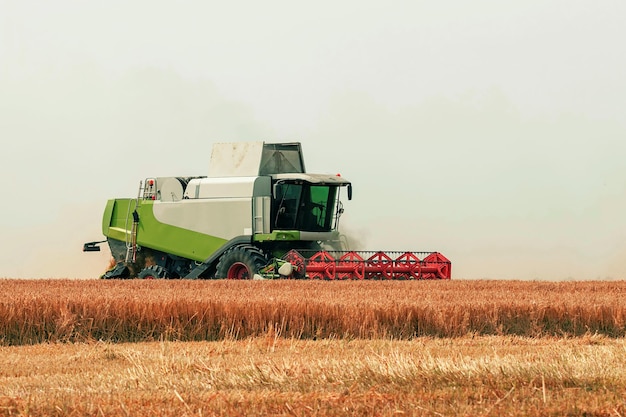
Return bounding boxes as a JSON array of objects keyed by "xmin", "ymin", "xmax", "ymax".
[{"xmin": 85, "ymin": 141, "xmax": 450, "ymax": 280}]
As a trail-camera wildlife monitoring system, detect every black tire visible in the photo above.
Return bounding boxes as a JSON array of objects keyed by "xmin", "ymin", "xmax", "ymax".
[
  {"xmin": 215, "ymin": 245, "xmax": 267, "ymax": 279},
  {"xmin": 138, "ymin": 265, "xmax": 168, "ymax": 279},
  {"xmin": 101, "ymin": 262, "xmax": 130, "ymax": 279}
]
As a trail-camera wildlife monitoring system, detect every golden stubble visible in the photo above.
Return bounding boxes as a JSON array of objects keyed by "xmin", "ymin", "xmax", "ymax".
[{"xmin": 1, "ymin": 336, "xmax": 625, "ymax": 416}]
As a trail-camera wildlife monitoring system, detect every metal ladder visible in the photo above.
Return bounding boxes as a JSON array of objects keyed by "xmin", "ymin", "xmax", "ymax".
[{"xmin": 124, "ymin": 180, "xmax": 144, "ymax": 263}]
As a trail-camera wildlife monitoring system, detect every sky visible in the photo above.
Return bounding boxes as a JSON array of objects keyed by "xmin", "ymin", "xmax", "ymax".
[{"xmin": 1, "ymin": 0, "xmax": 625, "ymax": 279}]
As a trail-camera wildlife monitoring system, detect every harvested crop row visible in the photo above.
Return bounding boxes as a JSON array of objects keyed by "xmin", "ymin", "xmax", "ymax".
[{"xmin": 2, "ymin": 336, "xmax": 626, "ymax": 416}]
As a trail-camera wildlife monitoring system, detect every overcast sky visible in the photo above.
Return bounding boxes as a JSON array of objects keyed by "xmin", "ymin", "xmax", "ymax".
[{"xmin": 1, "ymin": 0, "xmax": 625, "ymax": 279}]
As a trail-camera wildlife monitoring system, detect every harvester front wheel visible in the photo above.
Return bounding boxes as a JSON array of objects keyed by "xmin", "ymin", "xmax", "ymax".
[{"xmin": 216, "ymin": 245, "xmax": 267, "ymax": 279}]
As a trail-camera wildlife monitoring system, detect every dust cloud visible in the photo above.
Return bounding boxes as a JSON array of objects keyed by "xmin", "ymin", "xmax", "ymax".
[
  {"xmin": 0, "ymin": 68, "xmax": 274, "ymax": 278},
  {"xmin": 306, "ymin": 90, "xmax": 626, "ymax": 280},
  {"xmin": 1, "ymin": 69, "xmax": 625, "ymax": 280}
]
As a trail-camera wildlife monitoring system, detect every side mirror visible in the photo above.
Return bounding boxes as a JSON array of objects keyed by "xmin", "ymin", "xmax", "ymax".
[{"xmin": 347, "ymin": 184, "xmax": 352, "ymax": 200}]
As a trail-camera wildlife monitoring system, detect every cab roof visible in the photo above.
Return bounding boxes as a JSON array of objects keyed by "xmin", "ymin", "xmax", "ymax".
[{"xmin": 272, "ymin": 172, "xmax": 351, "ymax": 186}]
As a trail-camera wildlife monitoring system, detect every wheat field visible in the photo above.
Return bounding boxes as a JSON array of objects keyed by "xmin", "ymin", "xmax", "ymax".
[
  {"xmin": 1, "ymin": 279, "xmax": 625, "ymax": 416},
  {"xmin": 1, "ymin": 279, "xmax": 625, "ymax": 345}
]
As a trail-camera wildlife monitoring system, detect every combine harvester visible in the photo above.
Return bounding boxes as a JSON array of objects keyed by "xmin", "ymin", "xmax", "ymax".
[{"xmin": 84, "ymin": 142, "xmax": 451, "ymax": 280}]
